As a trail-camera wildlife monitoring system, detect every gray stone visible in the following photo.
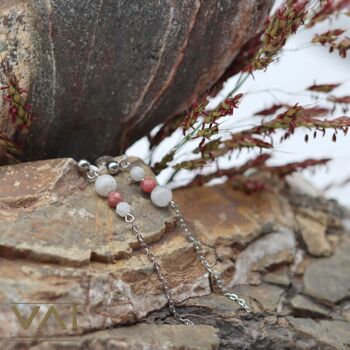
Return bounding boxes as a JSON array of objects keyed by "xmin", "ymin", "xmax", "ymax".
[
  {"xmin": 181, "ymin": 285, "xmax": 285, "ymax": 317},
  {"xmin": 303, "ymin": 236, "xmax": 350, "ymax": 304},
  {"xmin": 290, "ymin": 295, "xmax": 331, "ymax": 317},
  {"xmin": 1, "ymin": 324, "xmax": 220, "ymax": 350},
  {"xmin": 288, "ymin": 317, "xmax": 350, "ymax": 349},
  {"xmin": 264, "ymin": 267, "xmax": 291, "ymax": 287},
  {"xmin": 231, "ymin": 230, "xmax": 296, "ymax": 285},
  {"xmin": 286, "ymin": 173, "xmax": 324, "ymax": 198}
]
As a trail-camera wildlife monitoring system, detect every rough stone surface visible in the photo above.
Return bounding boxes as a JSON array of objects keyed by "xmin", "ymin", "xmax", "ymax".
[
  {"xmin": 1, "ymin": 324, "xmax": 220, "ymax": 350},
  {"xmin": 1, "ymin": 157, "xmax": 350, "ymax": 349},
  {"xmin": 263, "ymin": 266, "xmax": 291, "ymax": 287},
  {"xmin": 295, "ymin": 207, "xmax": 332, "ymax": 257},
  {"xmin": 174, "ymin": 185, "xmax": 295, "ymax": 247},
  {"xmin": 230, "ymin": 230, "xmax": 296, "ymax": 285},
  {"xmin": 0, "ymin": 0, "xmax": 273, "ymax": 162},
  {"xmin": 0, "ymin": 157, "xmax": 177, "ymax": 264},
  {"xmin": 290, "ymin": 295, "xmax": 331, "ymax": 318},
  {"xmin": 287, "ymin": 318, "xmax": 350, "ymax": 349},
  {"xmin": 303, "ymin": 235, "xmax": 350, "ymax": 304}
]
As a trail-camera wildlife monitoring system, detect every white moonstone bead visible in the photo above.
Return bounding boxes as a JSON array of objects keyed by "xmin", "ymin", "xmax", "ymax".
[
  {"xmin": 116, "ymin": 202, "xmax": 131, "ymax": 217},
  {"xmin": 130, "ymin": 166, "xmax": 145, "ymax": 182},
  {"xmin": 95, "ymin": 174, "xmax": 117, "ymax": 197},
  {"xmin": 151, "ymin": 186, "xmax": 172, "ymax": 207}
]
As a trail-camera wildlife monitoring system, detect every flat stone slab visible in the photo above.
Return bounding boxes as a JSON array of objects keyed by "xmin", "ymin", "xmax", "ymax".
[
  {"xmin": 303, "ymin": 235, "xmax": 350, "ymax": 304},
  {"xmin": 1, "ymin": 324, "xmax": 220, "ymax": 350},
  {"xmin": 0, "ymin": 157, "xmax": 176, "ymax": 265},
  {"xmin": 174, "ymin": 184, "xmax": 295, "ymax": 247},
  {"xmin": 288, "ymin": 317, "xmax": 350, "ymax": 349}
]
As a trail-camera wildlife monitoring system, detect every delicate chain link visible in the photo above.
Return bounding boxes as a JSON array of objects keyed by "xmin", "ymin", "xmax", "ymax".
[
  {"xmin": 125, "ymin": 214, "xmax": 194, "ymax": 325},
  {"xmin": 170, "ymin": 200, "xmax": 250, "ymax": 313},
  {"xmin": 79, "ymin": 159, "xmax": 193, "ymax": 325},
  {"xmin": 78, "ymin": 156, "xmax": 249, "ymax": 323}
]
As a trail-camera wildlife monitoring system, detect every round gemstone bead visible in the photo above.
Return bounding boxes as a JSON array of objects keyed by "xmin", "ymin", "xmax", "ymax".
[
  {"xmin": 130, "ymin": 166, "xmax": 145, "ymax": 182},
  {"xmin": 95, "ymin": 174, "xmax": 117, "ymax": 197},
  {"xmin": 116, "ymin": 202, "xmax": 131, "ymax": 217},
  {"xmin": 108, "ymin": 191, "xmax": 124, "ymax": 208},
  {"xmin": 151, "ymin": 186, "xmax": 172, "ymax": 207},
  {"xmin": 140, "ymin": 177, "xmax": 157, "ymax": 193}
]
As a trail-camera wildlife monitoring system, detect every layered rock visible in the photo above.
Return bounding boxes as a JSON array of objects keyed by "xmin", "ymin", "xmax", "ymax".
[
  {"xmin": 0, "ymin": 157, "xmax": 349, "ymax": 349},
  {"xmin": 0, "ymin": 0, "xmax": 273, "ymax": 162}
]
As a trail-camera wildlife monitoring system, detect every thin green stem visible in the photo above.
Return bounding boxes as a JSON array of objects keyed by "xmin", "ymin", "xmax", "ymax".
[{"xmin": 225, "ymin": 73, "xmax": 250, "ymax": 100}]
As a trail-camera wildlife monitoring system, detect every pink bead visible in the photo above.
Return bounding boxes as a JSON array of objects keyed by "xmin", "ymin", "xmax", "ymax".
[
  {"xmin": 140, "ymin": 177, "xmax": 157, "ymax": 193},
  {"xmin": 108, "ymin": 191, "xmax": 124, "ymax": 208}
]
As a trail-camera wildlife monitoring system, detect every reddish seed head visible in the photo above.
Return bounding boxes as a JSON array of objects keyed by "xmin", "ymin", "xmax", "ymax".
[
  {"xmin": 140, "ymin": 177, "xmax": 157, "ymax": 193},
  {"xmin": 108, "ymin": 191, "xmax": 124, "ymax": 208}
]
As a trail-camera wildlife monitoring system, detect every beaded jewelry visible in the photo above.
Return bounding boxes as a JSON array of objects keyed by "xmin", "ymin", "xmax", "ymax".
[{"xmin": 78, "ymin": 155, "xmax": 250, "ymax": 325}]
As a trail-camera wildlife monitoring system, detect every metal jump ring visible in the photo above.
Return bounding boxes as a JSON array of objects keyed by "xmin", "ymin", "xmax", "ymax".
[{"xmin": 125, "ymin": 213, "xmax": 135, "ymax": 223}]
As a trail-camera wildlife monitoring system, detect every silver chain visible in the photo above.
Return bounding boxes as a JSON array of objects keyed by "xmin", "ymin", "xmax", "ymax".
[
  {"xmin": 79, "ymin": 158, "xmax": 192, "ymax": 325},
  {"xmin": 78, "ymin": 156, "xmax": 249, "ymax": 324},
  {"xmin": 120, "ymin": 158, "xmax": 194, "ymax": 324},
  {"xmin": 125, "ymin": 213, "xmax": 194, "ymax": 325},
  {"xmin": 169, "ymin": 200, "xmax": 250, "ymax": 313}
]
